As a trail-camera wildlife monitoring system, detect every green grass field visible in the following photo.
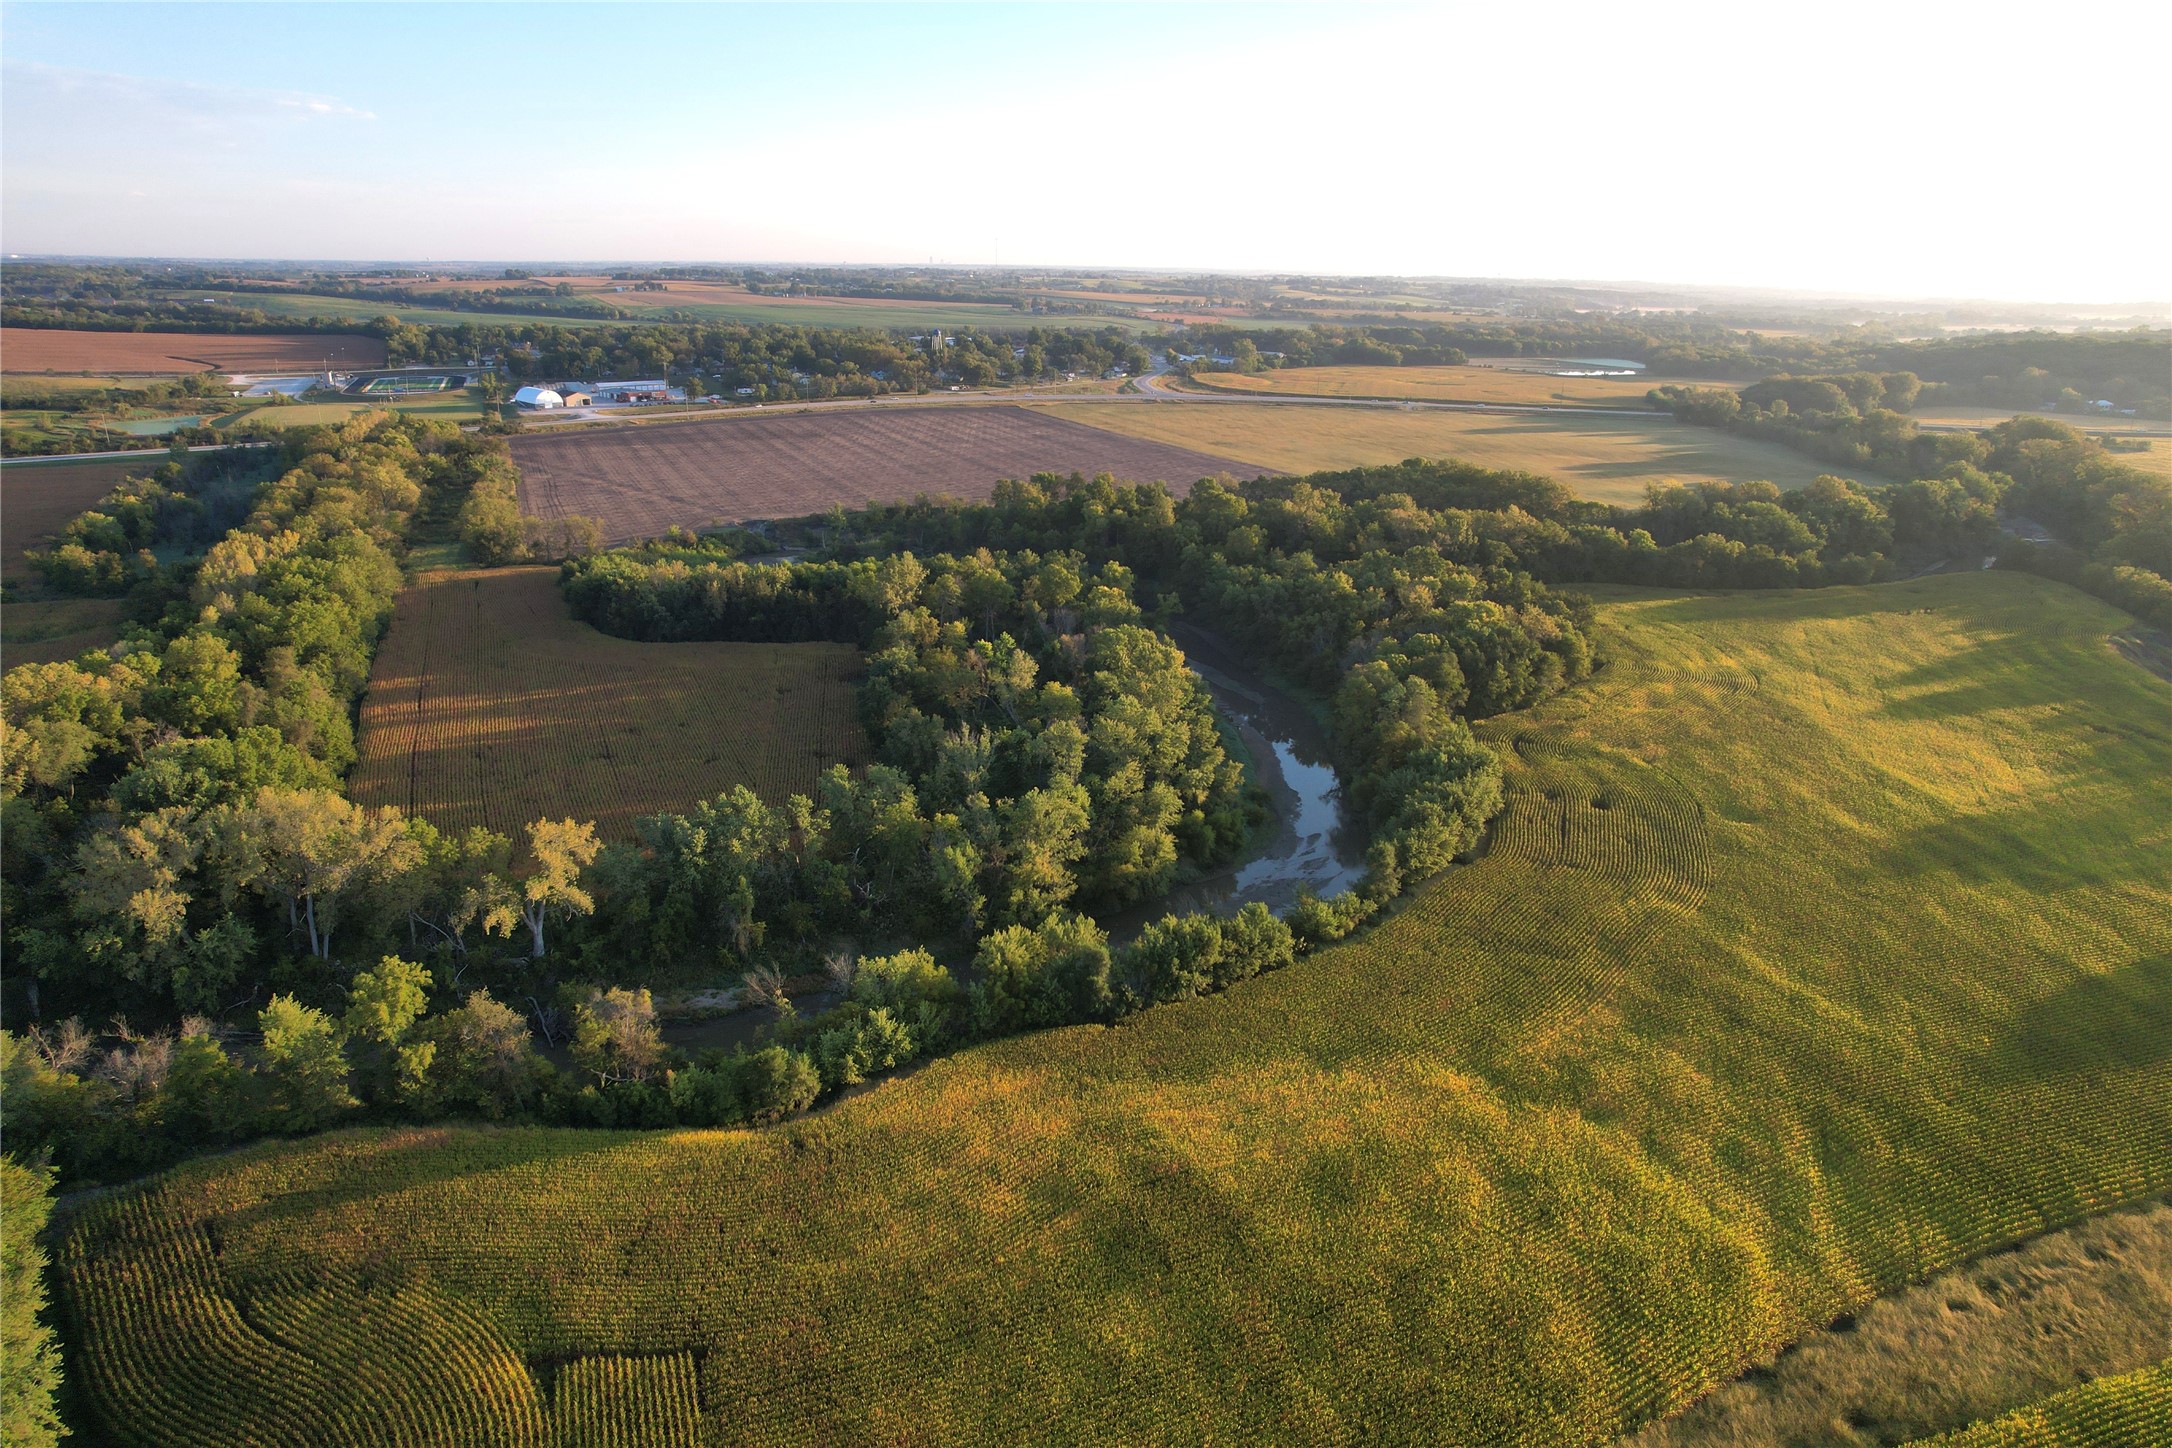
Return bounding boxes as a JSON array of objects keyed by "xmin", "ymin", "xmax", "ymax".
[
  {"xmin": 1042, "ymin": 400, "xmax": 1853, "ymax": 504},
  {"xmin": 54, "ymin": 571, "xmax": 2172, "ymax": 1445}
]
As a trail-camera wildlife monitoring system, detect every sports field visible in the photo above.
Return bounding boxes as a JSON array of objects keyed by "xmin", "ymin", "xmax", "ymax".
[
  {"xmin": 58, "ymin": 570, "xmax": 2172, "ymax": 1445},
  {"xmin": 349, "ymin": 567, "xmax": 866, "ymax": 841},
  {"xmin": 1044, "ymin": 401, "xmax": 1849, "ymax": 503},
  {"xmin": 1181, "ymin": 364, "xmax": 1702, "ymax": 409},
  {"xmin": 0, "ymin": 328, "xmax": 386, "ymax": 375},
  {"xmin": 509, "ymin": 404, "xmax": 1256, "ymax": 542}
]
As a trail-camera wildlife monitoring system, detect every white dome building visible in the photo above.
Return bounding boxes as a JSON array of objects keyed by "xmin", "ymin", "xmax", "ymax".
[{"xmin": 512, "ymin": 386, "xmax": 564, "ymax": 409}]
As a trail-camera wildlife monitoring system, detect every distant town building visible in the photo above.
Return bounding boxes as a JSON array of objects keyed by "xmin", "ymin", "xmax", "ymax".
[{"xmin": 512, "ymin": 386, "xmax": 564, "ymax": 409}]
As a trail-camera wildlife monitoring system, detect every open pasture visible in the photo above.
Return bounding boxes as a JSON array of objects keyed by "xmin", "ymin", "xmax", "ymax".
[
  {"xmin": 0, "ymin": 328, "xmax": 386, "ymax": 375},
  {"xmin": 1182, "ymin": 363, "xmax": 1699, "ymax": 409},
  {"xmin": 509, "ymin": 404, "xmax": 1256, "ymax": 542},
  {"xmin": 349, "ymin": 566, "xmax": 866, "ymax": 841},
  {"xmin": 58, "ymin": 570, "xmax": 2172, "ymax": 1446},
  {"xmin": 0, "ymin": 455, "xmax": 160, "ymax": 578},
  {"xmin": 1045, "ymin": 400, "xmax": 1848, "ymax": 503}
]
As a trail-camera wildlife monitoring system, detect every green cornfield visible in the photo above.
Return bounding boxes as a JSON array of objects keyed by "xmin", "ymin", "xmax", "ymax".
[
  {"xmin": 1906, "ymin": 1360, "xmax": 2171, "ymax": 1446},
  {"xmin": 57, "ymin": 571, "xmax": 2172, "ymax": 1445}
]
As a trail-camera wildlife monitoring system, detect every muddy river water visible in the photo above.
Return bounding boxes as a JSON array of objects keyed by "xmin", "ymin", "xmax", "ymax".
[
  {"xmin": 661, "ymin": 623, "xmax": 1365, "ymax": 1050},
  {"xmin": 1095, "ymin": 622, "xmax": 1367, "ymax": 937}
]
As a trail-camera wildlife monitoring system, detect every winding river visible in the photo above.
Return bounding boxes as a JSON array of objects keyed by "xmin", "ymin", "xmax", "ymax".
[
  {"xmin": 661, "ymin": 622, "xmax": 1365, "ymax": 1049},
  {"xmin": 1096, "ymin": 622, "xmax": 1367, "ymax": 937}
]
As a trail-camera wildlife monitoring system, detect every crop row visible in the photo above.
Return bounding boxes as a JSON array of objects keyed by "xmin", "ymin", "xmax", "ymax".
[
  {"xmin": 1911, "ymin": 1358, "xmax": 2171, "ymax": 1446},
  {"xmin": 57, "ymin": 584, "xmax": 2172, "ymax": 1444}
]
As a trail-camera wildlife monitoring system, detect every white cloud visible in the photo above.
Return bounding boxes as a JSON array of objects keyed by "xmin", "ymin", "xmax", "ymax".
[{"xmin": 2, "ymin": 61, "xmax": 376, "ymax": 136}]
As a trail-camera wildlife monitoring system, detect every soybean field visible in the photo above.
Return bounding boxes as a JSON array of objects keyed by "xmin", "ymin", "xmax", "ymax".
[
  {"xmin": 349, "ymin": 567, "xmax": 866, "ymax": 841},
  {"xmin": 57, "ymin": 570, "xmax": 2172, "ymax": 1445}
]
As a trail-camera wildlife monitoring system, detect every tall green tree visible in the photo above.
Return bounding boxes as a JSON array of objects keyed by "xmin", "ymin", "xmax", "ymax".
[{"xmin": 0, "ymin": 1158, "xmax": 65, "ymax": 1447}]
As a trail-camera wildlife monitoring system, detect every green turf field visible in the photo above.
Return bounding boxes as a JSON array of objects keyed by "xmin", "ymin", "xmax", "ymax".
[{"xmin": 54, "ymin": 570, "xmax": 2172, "ymax": 1446}]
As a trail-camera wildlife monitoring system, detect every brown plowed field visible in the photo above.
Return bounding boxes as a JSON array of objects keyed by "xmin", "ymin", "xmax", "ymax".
[
  {"xmin": 350, "ymin": 567, "xmax": 867, "ymax": 840},
  {"xmin": 0, "ymin": 329, "xmax": 387, "ymax": 375},
  {"xmin": 509, "ymin": 404, "xmax": 1260, "ymax": 542},
  {"xmin": 1, "ymin": 456, "xmax": 160, "ymax": 578}
]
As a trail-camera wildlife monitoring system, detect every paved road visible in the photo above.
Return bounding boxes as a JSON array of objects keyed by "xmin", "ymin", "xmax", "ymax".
[{"xmin": 1, "ymin": 440, "xmax": 278, "ymax": 466}]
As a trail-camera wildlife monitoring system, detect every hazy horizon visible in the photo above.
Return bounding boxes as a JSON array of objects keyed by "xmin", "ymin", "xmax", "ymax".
[{"xmin": 4, "ymin": 1, "xmax": 2169, "ymax": 304}]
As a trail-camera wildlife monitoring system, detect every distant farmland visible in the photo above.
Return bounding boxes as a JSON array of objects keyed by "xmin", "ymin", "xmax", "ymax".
[
  {"xmin": 1182, "ymin": 363, "xmax": 1716, "ymax": 409},
  {"xmin": 1042, "ymin": 400, "xmax": 1850, "ymax": 505},
  {"xmin": 163, "ymin": 281, "xmax": 1143, "ymax": 333},
  {"xmin": 351, "ymin": 567, "xmax": 867, "ymax": 840},
  {"xmin": 510, "ymin": 405, "xmax": 1258, "ymax": 542},
  {"xmin": 0, "ymin": 328, "xmax": 386, "ymax": 375}
]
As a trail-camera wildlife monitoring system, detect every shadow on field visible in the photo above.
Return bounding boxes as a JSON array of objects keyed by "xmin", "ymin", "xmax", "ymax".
[
  {"xmin": 1876, "ymin": 790, "xmax": 2158, "ymax": 892},
  {"xmin": 2006, "ymin": 954, "xmax": 2172, "ymax": 1076},
  {"xmin": 203, "ymin": 1127, "xmax": 634, "ymax": 1245}
]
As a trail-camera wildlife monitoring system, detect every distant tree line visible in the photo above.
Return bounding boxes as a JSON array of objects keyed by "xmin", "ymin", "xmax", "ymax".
[
  {"xmin": 1648, "ymin": 382, "xmax": 2171, "ymax": 623},
  {"xmin": 1165, "ymin": 320, "xmax": 2169, "ymax": 415}
]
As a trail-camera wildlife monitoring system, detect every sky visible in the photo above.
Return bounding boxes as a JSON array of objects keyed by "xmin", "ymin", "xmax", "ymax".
[{"xmin": 2, "ymin": 1, "xmax": 2167, "ymax": 304}]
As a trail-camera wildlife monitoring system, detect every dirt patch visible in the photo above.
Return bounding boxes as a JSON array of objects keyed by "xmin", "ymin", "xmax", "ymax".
[
  {"xmin": 1624, "ymin": 1194, "xmax": 2172, "ymax": 1446},
  {"xmin": 1, "ymin": 329, "xmax": 387, "ymax": 375},
  {"xmin": 509, "ymin": 404, "xmax": 1258, "ymax": 543}
]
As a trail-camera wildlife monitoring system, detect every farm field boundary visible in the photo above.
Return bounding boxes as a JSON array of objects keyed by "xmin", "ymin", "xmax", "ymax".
[
  {"xmin": 349, "ymin": 566, "xmax": 866, "ymax": 840},
  {"xmin": 510, "ymin": 403, "xmax": 1259, "ymax": 543},
  {"xmin": 1628, "ymin": 1195, "xmax": 2172, "ymax": 1445},
  {"xmin": 58, "ymin": 569, "xmax": 2172, "ymax": 1445},
  {"xmin": 1, "ymin": 454, "xmax": 161, "ymax": 578}
]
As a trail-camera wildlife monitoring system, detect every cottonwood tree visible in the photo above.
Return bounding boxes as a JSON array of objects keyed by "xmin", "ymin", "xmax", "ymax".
[
  {"xmin": 510, "ymin": 818, "xmax": 600, "ymax": 959},
  {"xmin": 217, "ymin": 788, "xmax": 421, "ymax": 960}
]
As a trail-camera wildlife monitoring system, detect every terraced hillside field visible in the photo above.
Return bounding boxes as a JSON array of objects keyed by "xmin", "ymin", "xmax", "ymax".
[
  {"xmin": 349, "ymin": 567, "xmax": 865, "ymax": 840},
  {"xmin": 509, "ymin": 405, "xmax": 1258, "ymax": 542},
  {"xmin": 58, "ymin": 571, "xmax": 2172, "ymax": 1446}
]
